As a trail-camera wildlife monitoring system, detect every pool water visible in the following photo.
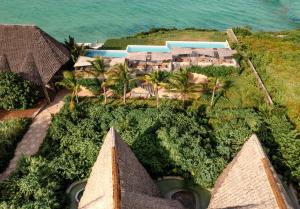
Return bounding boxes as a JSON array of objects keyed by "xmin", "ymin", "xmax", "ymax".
[
  {"xmin": 87, "ymin": 41, "xmax": 229, "ymax": 57},
  {"xmin": 85, "ymin": 50, "xmax": 127, "ymax": 58},
  {"xmin": 127, "ymin": 45, "xmax": 170, "ymax": 53},
  {"xmin": 166, "ymin": 41, "xmax": 229, "ymax": 49}
]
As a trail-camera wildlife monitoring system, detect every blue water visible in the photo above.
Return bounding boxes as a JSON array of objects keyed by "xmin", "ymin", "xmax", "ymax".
[
  {"xmin": 85, "ymin": 50, "xmax": 127, "ymax": 58},
  {"xmin": 127, "ymin": 46, "xmax": 170, "ymax": 53},
  {"xmin": 1, "ymin": 0, "xmax": 299, "ymax": 42},
  {"xmin": 166, "ymin": 41, "xmax": 228, "ymax": 49}
]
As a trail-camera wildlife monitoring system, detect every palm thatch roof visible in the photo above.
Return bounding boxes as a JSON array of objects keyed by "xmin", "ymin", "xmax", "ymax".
[
  {"xmin": 79, "ymin": 128, "xmax": 186, "ymax": 209},
  {"xmin": 208, "ymin": 134, "xmax": 294, "ymax": 209},
  {"xmin": 0, "ymin": 24, "xmax": 70, "ymax": 84}
]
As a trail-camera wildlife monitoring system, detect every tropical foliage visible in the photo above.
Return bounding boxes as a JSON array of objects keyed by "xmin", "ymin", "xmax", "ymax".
[
  {"xmin": 0, "ymin": 100, "xmax": 299, "ymax": 208},
  {"xmin": 56, "ymin": 71, "xmax": 81, "ymax": 111},
  {"xmin": 0, "ymin": 72, "xmax": 41, "ymax": 110},
  {"xmin": 0, "ymin": 118, "xmax": 31, "ymax": 172},
  {"xmin": 64, "ymin": 36, "xmax": 86, "ymax": 64},
  {"xmin": 89, "ymin": 58, "xmax": 108, "ymax": 103},
  {"xmin": 106, "ymin": 63, "xmax": 136, "ymax": 104},
  {"xmin": 143, "ymin": 70, "xmax": 168, "ymax": 107},
  {"xmin": 167, "ymin": 69, "xmax": 204, "ymax": 104}
]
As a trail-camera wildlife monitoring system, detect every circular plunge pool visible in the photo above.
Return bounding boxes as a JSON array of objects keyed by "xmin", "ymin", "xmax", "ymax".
[{"xmin": 67, "ymin": 177, "xmax": 210, "ymax": 209}]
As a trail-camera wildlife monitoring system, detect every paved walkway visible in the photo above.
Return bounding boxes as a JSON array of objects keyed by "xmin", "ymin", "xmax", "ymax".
[{"xmin": 0, "ymin": 90, "xmax": 67, "ymax": 181}]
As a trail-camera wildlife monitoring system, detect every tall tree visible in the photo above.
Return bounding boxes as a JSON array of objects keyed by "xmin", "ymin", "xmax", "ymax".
[
  {"xmin": 89, "ymin": 58, "xmax": 108, "ymax": 104},
  {"xmin": 143, "ymin": 70, "xmax": 166, "ymax": 108},
  {"xmin": 56, "ymin": 71, "xmax": 80, "ymax": 111},
  {"xmin": 167, "ymin": 69, "xmax": 203, "ymax": 105},
  {"xmin": 106, "ymin": 63, "xmax": 135, "ymax": 105}
]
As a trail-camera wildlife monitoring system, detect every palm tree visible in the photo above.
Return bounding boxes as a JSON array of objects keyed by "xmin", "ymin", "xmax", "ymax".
[
  {"xmin": 56, "ymin": 71, "xmax": 80, "ymax": 111},
  {"xmin": 210, "ymin": 79, "xmax": 221, "ymax": 107},
  {"xmin": 64, "ymin": 36, "xmax": 86, "ymax": 64},
  {"xmin": 106, "ymin": 63, "xmax": 135, "ymax": 105},
  {"xmin": 89, "ymin": 58, "xmax": 108, "ymax": 104},
  {"xmin": 167, "ymin": 69, "xmax": 203, "ymax": 105},
  {"xmin": 143, "ymin": 70, "xmax": 166, "ymax": 108}
]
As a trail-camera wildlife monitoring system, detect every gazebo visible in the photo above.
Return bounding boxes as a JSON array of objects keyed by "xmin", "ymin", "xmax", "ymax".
[{"xmin": 0, "ymin": 24, "xmax": 70, "ymax": 102}]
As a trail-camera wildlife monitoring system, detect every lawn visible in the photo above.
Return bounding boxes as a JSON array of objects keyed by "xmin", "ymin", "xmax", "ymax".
[
  {"xmin": 103, "ymin": 28, "xmax": 227, "ymax": 49},
  {"xmin": 236, "ymin": 29, "xmax": 300, "ymax": 130}
]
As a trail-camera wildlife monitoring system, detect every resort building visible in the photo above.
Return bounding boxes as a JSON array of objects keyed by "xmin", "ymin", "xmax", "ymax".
[
  {"xmin": 0, "ymin": 24, "xmax": 70, "ymax": 102},
  {"xmin": 74, "ymin": 41, "xmax": 237, "ymax": 72},
  {"xmin": 79, "ymin": 129, "xmax": 296, "ymax": 209}
]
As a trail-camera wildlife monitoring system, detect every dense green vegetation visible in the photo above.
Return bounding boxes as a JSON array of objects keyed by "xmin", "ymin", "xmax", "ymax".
[
  {"xmin": 0, "ymin": 118, "xmax": 31, "ymax": 172},
  {"xmin": 0, "ymin": 72, "xmax": 42, "ymax": 110},
  {"xmin": 0, "ymin": 99, "xmax": 299, "ymax": 208},
  {"xmin": 103, "ymin": 28, "xmax": 226, "ymax": 49},
  {"xmin": 235, "ymin": 29, "xmax": 300, "ymax": 130}
]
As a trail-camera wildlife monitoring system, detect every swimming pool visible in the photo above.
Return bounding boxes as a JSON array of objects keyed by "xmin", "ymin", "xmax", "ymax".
[
  {"xmin": 127, "ymin": 45, "xmax": 170, "ymax": 53},
  {"xmin": 166, "ymin": 41, "xmax": 229, "ymax": 49},
  {"xmin": 85, "ymin": 50, "xmax": 127, "ymax": 58}
]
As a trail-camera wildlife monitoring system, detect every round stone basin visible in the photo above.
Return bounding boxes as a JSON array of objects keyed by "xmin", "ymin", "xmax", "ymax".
[
  {"xmin": 66, "ymin": 180, "xmax": 87, "ymax": 209},
  {"xmin": 157, "ymin": 177, "xmax": 211, "ymax": 209}
]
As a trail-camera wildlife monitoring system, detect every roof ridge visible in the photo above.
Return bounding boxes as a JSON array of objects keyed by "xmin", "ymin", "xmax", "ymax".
[{"xmin": 110, "ymin": 128, "xmax": 121, "ymax": 209}]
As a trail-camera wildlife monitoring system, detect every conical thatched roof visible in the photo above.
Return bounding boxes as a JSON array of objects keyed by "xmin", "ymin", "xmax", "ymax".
[
  {"xmin": 0, "ymin": 54, "xmax": 10, "ymax": 72},
  {"xmin": 208, "ymin": 134, "xmax": 294, "ymax": 209},
  {"xmin": 0, "ymin": 24, "xmax": 70, "ymax": 84},
  {"xmin": 79, "ymin": 128, "xmax": 186, "ymax": 209}
]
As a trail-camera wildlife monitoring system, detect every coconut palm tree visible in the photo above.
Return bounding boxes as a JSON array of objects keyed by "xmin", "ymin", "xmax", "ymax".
[
  {"xmin": 56, "ymin": 71, "xmax": 80, "ymax": 111},
  {"xmin": 89, "ymin": 58, "xmax": 108, "ymax": 104},
  {"xmin": 106, "ymin": 63, "xmax": 135, "ymax": 105},
  {"xmin": 143, "ymin": 70, "xmax": 166, "ymax": 108},
  {"xmin": 167, "ymin": 69, "xmax": 203, "ymax": 105},
  {"xmin": 64, "ymin": 36, "xmax": 86, "ymax": 64}
]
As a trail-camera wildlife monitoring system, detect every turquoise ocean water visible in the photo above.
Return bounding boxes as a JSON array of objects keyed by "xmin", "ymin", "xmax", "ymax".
[{"xmin": 1, "ymin": 0, "xmax": 300, "ymax": 42}]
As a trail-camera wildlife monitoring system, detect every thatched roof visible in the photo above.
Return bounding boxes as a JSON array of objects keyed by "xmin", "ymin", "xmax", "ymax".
[
  {"xmin": 0, "ymin": 54, "xmax": 10, "ymax": 72},
  {"xmin": 188, "ymin": 73, "xmax": 208, "ymax": 84},
  {"xmin": 0, "ymin": 24, "xmax": 70, "ymax": 84},
  {"xmin": 208, "ymin": 134, "xmax": 294, "ymax": 209},
  {"xmin": 79, "ymin": 128, "xmax": 186, "ymax": 209}
]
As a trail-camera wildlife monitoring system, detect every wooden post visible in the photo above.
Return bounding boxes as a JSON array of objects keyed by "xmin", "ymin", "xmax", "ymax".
[{"xmin": 42, "ymin": 85, "xmax": 51, "ymax": 104}]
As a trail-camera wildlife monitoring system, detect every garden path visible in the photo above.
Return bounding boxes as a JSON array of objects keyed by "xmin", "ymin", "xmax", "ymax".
[{"xmin": 0, "ymin": 90, "xmax": 68, "ymax": 181}]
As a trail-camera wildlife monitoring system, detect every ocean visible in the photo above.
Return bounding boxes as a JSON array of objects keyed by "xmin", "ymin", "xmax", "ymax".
[{"xmin": 1, "ymin": 0, "xmax": 300, "ymax": 42}]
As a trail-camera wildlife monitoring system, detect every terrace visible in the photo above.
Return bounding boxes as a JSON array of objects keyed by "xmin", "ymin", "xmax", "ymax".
[{"xmin": 74, "ymin": 41, "xmax": 237, "ymax": 72}]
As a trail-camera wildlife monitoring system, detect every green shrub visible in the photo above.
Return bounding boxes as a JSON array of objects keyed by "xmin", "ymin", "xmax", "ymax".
[
  {"xmin": 187, "ymin": 66, "xmax": 240, "ymax": 77},
  {"xmin": 0, "ymin": 72, "xmax": 42, "ymax": 110},
  {"xmin": 0, "ymin": 118, "xmax": 31, "ymax": 172},
  {"xmin": 78, "ymin": 78, "xmax": 101, "ymax": 94},
  {"xmin": 233, "ymin": 27, "xmax": 252, "ymax": 36}
]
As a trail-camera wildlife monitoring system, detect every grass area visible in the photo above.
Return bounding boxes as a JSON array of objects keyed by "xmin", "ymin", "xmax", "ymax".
[
  {"xmin": 0, "ymin": 118, "xmax": 31, "ymax": 172},
  {"xmin": 236, "ymin": 29, "xmax": 300, "ymax": 130},
  {"xmin": 103, "ymin": 28, "xmax": 227, "ymax": 49}
]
